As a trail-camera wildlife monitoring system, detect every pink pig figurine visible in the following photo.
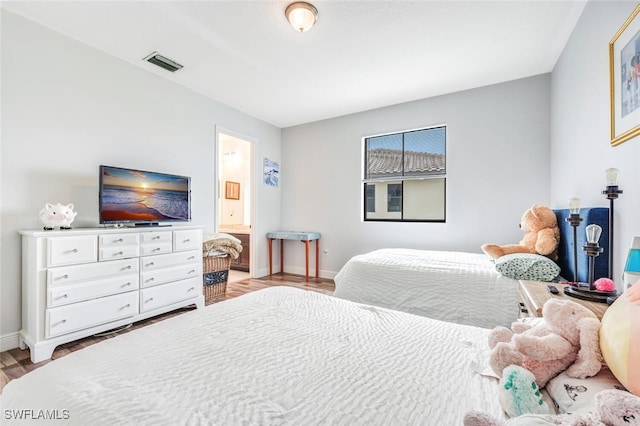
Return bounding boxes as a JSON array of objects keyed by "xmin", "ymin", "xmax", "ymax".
[{"xmin": 38, "ymin": 203, "xmax": 77, "ymax": 230}]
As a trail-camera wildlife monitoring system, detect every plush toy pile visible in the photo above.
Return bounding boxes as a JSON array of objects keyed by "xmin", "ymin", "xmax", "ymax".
[
  {"xmin": 464, "ymin": 283, "xmax": 640, "ymax": 425},
  {"xmin": 482, "ymin": 205, "xmax": 560, "ymax": 261},
  {"xmin": 488, "ymin": 298, "xmax": 601, "ymax": 388}
]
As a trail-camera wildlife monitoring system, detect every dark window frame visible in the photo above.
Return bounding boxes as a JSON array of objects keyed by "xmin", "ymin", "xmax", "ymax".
[{"xmin": 363, "ymin": 126, "xmax": 446, "ymax": 223}]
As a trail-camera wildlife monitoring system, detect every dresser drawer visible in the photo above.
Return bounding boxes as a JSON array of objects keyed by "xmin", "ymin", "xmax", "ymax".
[
  {"xmin": 140, "ymin": 250, "xmax": 200, "ymax": 271},
  {"xmin": 140, "ymin": 263, "xmax": 201, "ymax": 288},
  {"xmin": 46, "ymin": 291, "xmax": 138, "ymax": 338},
  {"xmin": 140, "ymin": 242, "xmax": 172, "ymax": 256},
  {"xmin": 48, "ymin": 258, "xmax": 139, "ymax": 286},
  {"xmin": 173, "ymin": 229, "xmax": 201, "ymax": 252},
  {"xmin": 48, "ymin": 273, "xmax": 139, "ymax": 308},
  {"xmin": 99, "ymin": 245, "xmax": 141, "ymax": 261},
  {"xmin": 47, "ymin": 235, "xmax": 98, "ymax": 267},
  {"xmin": 140, "ymin": 231, "xmax": 172, "ymax": 244},
  {"xmin": 99, "ymin": 233, "xmax": 140, "ymax": 247},
  {"xmin": 140, "ymin": 278, "xmax": 200, "ymax": 312}
]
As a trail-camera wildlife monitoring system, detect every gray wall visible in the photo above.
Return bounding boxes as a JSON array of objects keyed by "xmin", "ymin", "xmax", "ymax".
[
  {"xmin": 551, "ymin": 1, "xmax": 640, "ymax": 290},
  {"xmin": 281, "ymin": 75, "xmax": 552, "ymax": 277},
  {"xmin": 0, "ymin": 10, "xmax": 282, "ymax": 348}
]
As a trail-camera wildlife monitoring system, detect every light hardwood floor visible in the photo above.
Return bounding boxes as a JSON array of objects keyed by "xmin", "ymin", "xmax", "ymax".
[{"xmin": 0, "ymin": 273, "xmax": 335, "ymax": 393}]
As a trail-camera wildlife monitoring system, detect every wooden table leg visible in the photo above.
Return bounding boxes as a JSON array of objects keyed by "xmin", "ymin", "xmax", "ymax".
[
  {"xmin": 280, "ymin": 239, "xmax": 284, "ymax": 274},
  {"xmin": 303, "ymin": 240, "xmax": 310, "ymax": 282},
  {"xmin": 268, "ymin": 238, "xmax": 273, "ymax": 276},
  {"xmin": 315, "ymin": 239, "xmax": 319, "ymax": 278}
]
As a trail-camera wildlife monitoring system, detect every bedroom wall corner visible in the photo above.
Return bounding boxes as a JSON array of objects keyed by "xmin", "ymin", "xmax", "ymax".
[
  {"xmin": 550, "ymin": 1, "xmax": 640, "ymax": 290},
  {"xmin": 0, "ymin": 10, "xmax": 281, "ymax": 346},
  {"xmin": 281, "ymin": 74, "xmax": 552, "ymax": 277}
]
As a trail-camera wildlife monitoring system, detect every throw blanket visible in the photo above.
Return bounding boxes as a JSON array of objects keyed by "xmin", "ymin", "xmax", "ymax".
[{"xmin": 203, "ymin": 233, "xmax": 243, "ymax": 259}]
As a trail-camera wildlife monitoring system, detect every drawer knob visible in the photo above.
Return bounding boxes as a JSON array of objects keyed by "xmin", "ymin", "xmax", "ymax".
[
  {"xmin": 63, "ymin": 294, "xmax": 68, "ymax": 298},
  {"xmin": 184, "ymin": 239, "xmax": 190, "ymax": 243},
  {"xmin": 188, "ymin": 287, "xmax": 195, "ymax": 291},
  {"xmin": 117, "ymin": 238, "xmax": 123, "ymax": 242},
  {"xmin": 123, "ymin": 282, "xmax": 132, "ymax": 287},
  {"xmin": 153, "ymin": 236, "xmax": 160, "ymax": 240},
  {"xmin": 188, "ymin": 269, "xmax": 196, "ymax": 274},
  {"xmin": 147, "ymin": 277, "xmax": 155, "ymax": 282},
  {"xmin": 153, "ymin": 248, "xmax": 160, "ymax": 252},
  {"xmin": 145, "ymin": 298, "xmax": 154, "ymax": 303},
  {"xmin": 125, "ymin": 265, "xmax": 132, "ymax": 270},
  {"xmin": 61, "ymin": 319, "xmax": 67, "ymax": 324},
  {"xmin": 62, "ymin": 274, "xmax": 69, "ymax": 279},
  {"xmin": 188, "ymin": 256, "xmax": 195, "ymax": 260},
  {"xmin": 116, "ymin": 251, "xmax": 124, "ymax": 256},
  {"xmin": 146, "ymin": 262, "xmax": 155, "ymax": 267}
]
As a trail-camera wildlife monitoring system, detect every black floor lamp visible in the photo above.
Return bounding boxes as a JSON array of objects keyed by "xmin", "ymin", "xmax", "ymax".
[{"xmin": 602, "ymin": 168, "xmax": 623, "ymax": 280}]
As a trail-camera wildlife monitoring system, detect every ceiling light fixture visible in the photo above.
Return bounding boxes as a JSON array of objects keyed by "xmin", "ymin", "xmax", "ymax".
[{"xmin": 285, "ymin": 2, "xmax": 318, "ymax": 33}]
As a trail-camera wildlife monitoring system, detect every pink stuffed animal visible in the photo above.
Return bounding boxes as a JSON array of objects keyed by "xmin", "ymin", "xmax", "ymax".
[{"xmin": 489, "ymin": 298, "xmax": 601, "ymax": 388}]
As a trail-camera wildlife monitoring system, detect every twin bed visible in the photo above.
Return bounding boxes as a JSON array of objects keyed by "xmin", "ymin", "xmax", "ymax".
[
  {"xmin": 0, "ymin": 208, "xmax": 610, "ymax": 424},
  {"xmin": 334, "ymin": 248, "xmax": 518, "ymax": 329},
  {"xmin": 334, "ymin": 207, "xmax": 610, "ymax": 329}
]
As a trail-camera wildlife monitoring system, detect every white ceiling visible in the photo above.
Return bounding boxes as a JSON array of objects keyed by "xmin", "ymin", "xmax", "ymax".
[{"xmin": 1, "ymin": 0, "xmax": 587, "ymax": 128}]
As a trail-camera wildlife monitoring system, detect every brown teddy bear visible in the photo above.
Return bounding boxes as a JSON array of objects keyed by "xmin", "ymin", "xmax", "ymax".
[
  {"xmin": 482, "ymin": 205, "xmax": 560, "ymax": 261},
  {"xmin": 488, "ymin": 298, "xmax": 602, "ymax": 389}
]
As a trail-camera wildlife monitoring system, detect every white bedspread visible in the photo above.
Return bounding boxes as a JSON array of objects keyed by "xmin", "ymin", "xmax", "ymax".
[
  {"xmin": 333, "ymin": 248, "xmax": 519, "ymax": 329},
  {"xmin": 1, "ymin": 287, "xmax": 505, "ymax": 425}
]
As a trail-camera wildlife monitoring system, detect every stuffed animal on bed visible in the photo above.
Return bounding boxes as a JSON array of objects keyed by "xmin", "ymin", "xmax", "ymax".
[
  {"xmin": 467, "ymin": 282, "xmax": 640, "ymax": 426},
  {"xmin": 464, "ymin": 382, "xmax": 640, "ymax": 426},
  {"xmin": 482, "ymin": 205, "xmax": 560, "ymax": 261},
  {"xmin": 488, "ymin": 298, "xmax": 602, "ymax": 389}
]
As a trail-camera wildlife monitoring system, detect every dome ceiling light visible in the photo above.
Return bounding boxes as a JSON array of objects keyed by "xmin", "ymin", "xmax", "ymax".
[{"xmin": 285, "ymin": 2, "xmax": 318, "ymax": 33}]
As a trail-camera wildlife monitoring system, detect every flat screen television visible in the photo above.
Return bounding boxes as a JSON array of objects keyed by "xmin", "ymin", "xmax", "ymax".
[{"xmin": 99, "ymin": 165, "xmax": 191, "ymax": 226}]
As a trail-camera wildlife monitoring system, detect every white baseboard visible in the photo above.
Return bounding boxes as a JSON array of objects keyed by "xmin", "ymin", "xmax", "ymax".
[
  {"xmin": 253, "ymin": 266, "xmax": 336, "ymax": 280},
  {"xmin": 281, "ymin": 265, "xmax": 337, "ymax": 280},
  {"xmin": 0, "ymin": 332, "xmax": 20, "ymax": 352}
]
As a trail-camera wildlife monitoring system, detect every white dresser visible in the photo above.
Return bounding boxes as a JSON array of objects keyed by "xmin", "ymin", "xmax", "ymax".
[{"xmin": 19, "ymin": 226, "xmax": 204, "ymax": 363}]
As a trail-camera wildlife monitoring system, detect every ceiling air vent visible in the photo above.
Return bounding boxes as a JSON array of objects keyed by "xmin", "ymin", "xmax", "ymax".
[{"xmin": 143, "ymin": 51, "xmax": 183, "ymax": 72}]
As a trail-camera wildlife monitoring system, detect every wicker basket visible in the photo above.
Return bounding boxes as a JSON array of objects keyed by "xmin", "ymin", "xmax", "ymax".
[{"xmin": 203, "ymin": 255, "xmax": 231, "ymax": 304}]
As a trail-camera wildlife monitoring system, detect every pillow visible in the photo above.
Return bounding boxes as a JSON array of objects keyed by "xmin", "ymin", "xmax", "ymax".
[
  {"xmin": 494, "ymin": 253, "xmax": 560, "ymax": 281},
  {"xmin": 546, "ymin": 366, "xmax": 626, "ymax": 414},
  {"xmin": 600, "ymin": 279, "xmax": 640, "ymax": 397}
]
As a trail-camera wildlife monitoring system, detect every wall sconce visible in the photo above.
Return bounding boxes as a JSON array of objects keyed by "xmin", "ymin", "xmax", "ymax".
[
  {"xmin": 602, "ymin": 167, "xmax": 623, "ymax": 279},
  {"xmin": 285, "ymin": 2, "xmax": 318, "ymax": 33},
  {"xmin": 566, "ymin": 197, "xmax": 583, "ymax": 283}
]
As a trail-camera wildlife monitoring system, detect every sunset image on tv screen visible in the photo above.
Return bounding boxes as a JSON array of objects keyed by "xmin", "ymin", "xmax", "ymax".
[{"xmin": 100, "ymin": 166, "xmax": 190, "ymax": 223}]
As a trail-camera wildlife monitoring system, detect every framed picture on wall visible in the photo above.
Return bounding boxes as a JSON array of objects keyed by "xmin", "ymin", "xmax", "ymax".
[
  {"xmin": 225, "ymin": 181, "xmax": 240, "ymax": 200},
  {"xmin": 610, "ymin": 4, "xmax": 640, "ymax": 146}
]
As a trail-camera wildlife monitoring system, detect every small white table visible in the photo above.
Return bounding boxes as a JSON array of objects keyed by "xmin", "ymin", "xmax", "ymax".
[{"xmin": 266, "ymin": 231, "xmax": 321, "ymax": 281}]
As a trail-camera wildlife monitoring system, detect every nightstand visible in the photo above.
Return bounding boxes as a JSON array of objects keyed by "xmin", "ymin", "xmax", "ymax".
[{"xmin": 518, "ymin": 280, "xmax": 608, "ymax": 320}]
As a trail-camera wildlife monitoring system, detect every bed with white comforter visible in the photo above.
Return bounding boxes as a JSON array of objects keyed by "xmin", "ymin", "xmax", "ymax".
[
  {"xmin": 333, "ymin": 248, "xmax": 519, "ymax": 329},
  {"xmin": 1, "ymin": 287, "xmax": 505, "ymax": 425}
]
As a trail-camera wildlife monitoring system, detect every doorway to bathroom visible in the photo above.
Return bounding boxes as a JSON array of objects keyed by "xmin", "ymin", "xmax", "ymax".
[{"xmin": 216, "ymin": 128, "xmax": 254, "ymax": 282}]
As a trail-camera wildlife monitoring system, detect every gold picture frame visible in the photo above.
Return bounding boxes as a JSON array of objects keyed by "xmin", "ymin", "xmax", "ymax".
[
  {"xmin": 610, "ymin": 4, "xmax": 640, "ymax": 146},
  {"xmin": 225, "ymin": 181, "xmax": 240, "ymax": 200}
]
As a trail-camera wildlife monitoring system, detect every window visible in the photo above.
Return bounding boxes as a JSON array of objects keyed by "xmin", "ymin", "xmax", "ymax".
[
  {"xmin": 363, "ymin": 126, "xmax": 446, "ymax": 222},
  {"xmin": 387, "ymin": 184, "xmax": 402, "ymax": 212}
]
